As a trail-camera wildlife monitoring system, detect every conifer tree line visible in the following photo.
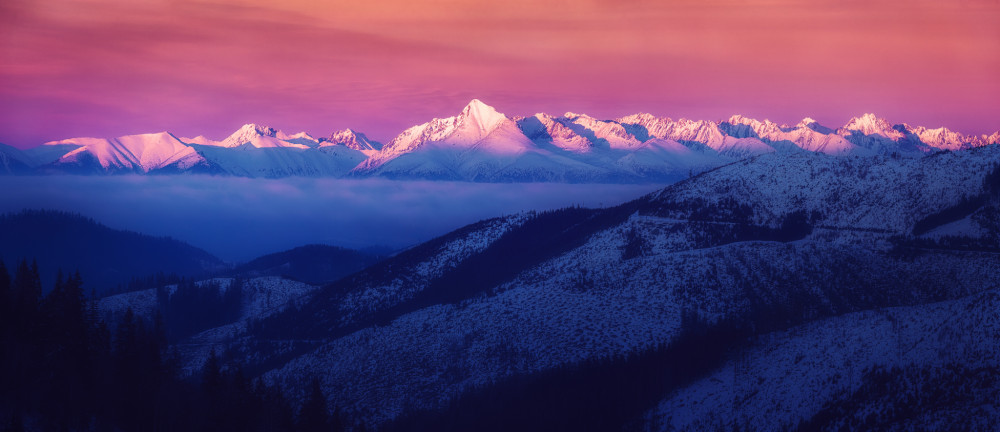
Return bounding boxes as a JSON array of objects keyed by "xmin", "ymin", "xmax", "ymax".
[
  {"xmin": 156, "ymin": 278, "xmax": 243, "ymax": 341},
  {"xmin": 0, "ymin": 258, "xmax": 353, "ymax": 432}
]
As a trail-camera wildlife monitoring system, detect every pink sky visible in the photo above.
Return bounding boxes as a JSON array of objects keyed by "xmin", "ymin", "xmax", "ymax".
[{"xmin": 1, "ymin": 0, "xmax": 998, "ymax": 148}]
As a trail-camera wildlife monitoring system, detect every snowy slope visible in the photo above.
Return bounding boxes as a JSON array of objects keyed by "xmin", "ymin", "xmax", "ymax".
[
  {"xmin": 36, "ymin": 132, "xmax": 210, "ymax": 173},
  {"xmin": 183, "ymin": 124, "xmax": 369, "ymax": 177},
  {"xmin": 98, "ymin": 277, "xmax": 318, "ymax": 325},
  {"xmin": 645, "ymin": 288, "xmax": 1000, "ymax": 431},
  {"xmin": 98, "ymin": 276, "xmax": 320, "ymax": 374},
  {"xmin": 228, "ymin": 148, "xmax": 1000, "ymax": 426},
  {"xmin": 722, "ymin": 114, "xmax": 863, "ymax": 155},
  {"xmin": 649, "ymin": 145, "xmax": 1000, "ymax": 231},
  {"xmin": 519, "ymin": 113, "xmax": 729, "ymax": 181},
  {"xmin": 219, "ymin": 124, "xmax": 311, "ymax": 149},
  {"xmin": 324, "ymin": 129, "xmax": 382, "ymax": 154},
  {"xmin": 259, "ymin": 216, "xmax": 999, "ymax": 426},
  {"xmin": 191, "ymin": 143, "xmax": 365, "ymax": 178}
]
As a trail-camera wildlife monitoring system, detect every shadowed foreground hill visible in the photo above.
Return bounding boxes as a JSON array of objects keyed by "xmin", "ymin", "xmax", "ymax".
[{"xmin": 233, "ymin": 244, "xmax": 384, "ymax": 285}]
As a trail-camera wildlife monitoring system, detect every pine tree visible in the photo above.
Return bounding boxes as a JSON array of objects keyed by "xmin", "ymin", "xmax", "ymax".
[
  {"xmin": 0, "ymin": 258, "xmax": 13, "ymax": 418},
  {"xmin": 298, "ymin": 378, "xmax": 329, "ymax": 432},
  {"xmin": 0, "ymin": 259, "xmax": 10, "ymax": 334},
  {"xmin": 202, "ymin": 349, "xmax": 224, "ymax": 398},
  {"xmin": 12, "ymin": 259, "xmax": 41, "ymax": 329},
  {"xmin": 6, "ymin": 259, "xmax": 42, "ymax": 413}
]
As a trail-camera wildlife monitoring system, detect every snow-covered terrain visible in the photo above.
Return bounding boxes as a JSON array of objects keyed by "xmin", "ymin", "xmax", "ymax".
[
  {"xmin": 37, "ymin": 132, "xmax": 211, "ymax": 173},
  {"xmin": 9, "ymin": 100, "xmax": 998, "ymax": 182},
  {"xmin": 199, "ymin": 144, "xmax": 1000, "ymax": 427},
  {"xmin": 84, "ymin": 137, "xmax": 1000, "ymax": 427},
  {"xmin": 645, "ymin": 288, "xmax": 1000, "ymax": 431},
  {"xmin": 61, "ymin": 105, "xmax": 1000, "ymax": 428},
  {"xmin": 99, "ymin": 276, "xmax": 320, "ymax": 374},
  {"xmin": 99, "ymin": 277, "xmax": 317, "ymax": 329}
]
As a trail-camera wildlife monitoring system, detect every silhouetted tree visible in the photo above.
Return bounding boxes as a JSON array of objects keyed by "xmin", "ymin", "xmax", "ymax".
[
  {"xmin": 0, "ymin": 259, "xmax": 10, "ymax": 334},
  {"xmin": 202, "ymin": 349, "xmax": 224, "ymax": 398},
  {"xmin": 298, "ymin": 378, "xmax": 330, "ymax": 432},
  {"xmin": 0, "ymin": 262, "xmax": 297, "ymax": 432}
]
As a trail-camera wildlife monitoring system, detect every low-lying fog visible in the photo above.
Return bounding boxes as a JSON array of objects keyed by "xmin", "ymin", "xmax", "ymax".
[{"xmin": 0, "ymin": 176, "xmax": 664, "ymax": 262}]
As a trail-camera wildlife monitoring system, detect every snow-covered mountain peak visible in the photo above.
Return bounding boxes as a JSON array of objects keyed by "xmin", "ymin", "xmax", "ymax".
[
  {"xmin": 182, "ymin": 135, "xmax": 217, "ymax": 146},
  {"xmin": 326, "ymin": 129, "xmax": 381, "ymax": 152},
  {"xmin": 240, "ymin": 123, "xmax": 278, "ymax": 137},
  {"xmin": 726, "ymin": 114, "xmax": 756, "ymax": 126},
  {"xmin": 222, "ymin": 123, "xmax": 279, "ymax": 147},
  {"xmin": 217, "ymin": 124, "xmax": 315, "ymax": 149},
  {"xmin": 37, "ymin": 131, "xmax": 207, "ymax": 172},
  {"xmin": 842, "ymin": 113, "xmax": 902, "ymax": 139},
  {"xmin": 793, "ymin": 117, "xmax": 833, "ymax": 133},
  {"xmin": 459, "ymin": 99, "xmax": 507, "ymax": 134},
  {"xmin": 279, "ymin": 131, "xmax": 315, "ymax": 141},
  {"xmin": 616, "ymin": 113, "xmax": 664, "ymax": 124},
  {"xmin": 903, "ymin": 124, "xmax": 973, "ymax": 151}
]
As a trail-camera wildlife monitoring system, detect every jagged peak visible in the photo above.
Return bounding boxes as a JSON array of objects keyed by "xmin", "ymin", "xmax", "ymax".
[
  {"xmin": 222, "ymin": 123, "xmax": 279, "ymax": 147},
  {"xmin": 617, "ymin": 113, "xmax": 658, "ymax": 123},
  {"xmin": 329, "ymin": 128, "xmax": 359, "ymax": 139},
  {"xmin": 461, "ymin": 99, "xmax": 501, "ymax": 119},
  {"xmin": 792, "ymin": 117, "xmax": 836, "ymax": 134},
  {"xmin": 236, "ymin": 123, "xmax": 277, "ymax": 137},
  {"xmin": 841, "ymin": 113, "xmax": 905, "ymax": 139},
  {"xmin": 725, "ymin": 114, "xmax": 758, "ymax": 126},
  {"xmin": 463, "ymin": 98, "xmax": 491, "ymax": 111},
  {"xmin": 458, "ymin": 99, "xmax": 507, "ymax": 133},
  {"xmin": 844, "ymin": 113, "xmax": 890, "ymax": 129},
  {"xmin": 794, "ymin": 117, "xmax": 820, "ymax": 129},
  {"xmin": 327, "ymin": 128, "xmax": 381, "ymax": 151}
]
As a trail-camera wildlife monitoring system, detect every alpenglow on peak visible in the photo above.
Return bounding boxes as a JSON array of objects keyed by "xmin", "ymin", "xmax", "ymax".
[
  {"xmin": 459, "ymin": 99, "xmax": 507, "ymax": 133},
  {"xmin": 222, "ymin": 123, "xmax": 279, "ymax": 147},
  {"xmin": 842, "ymin": 113, "xmax": 900, "ymax": 138}
]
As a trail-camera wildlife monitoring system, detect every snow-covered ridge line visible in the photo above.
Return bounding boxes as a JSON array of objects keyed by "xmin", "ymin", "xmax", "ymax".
[{"xmin": 6, "ymin": 100, "xmax": 999, "ymax": 180}]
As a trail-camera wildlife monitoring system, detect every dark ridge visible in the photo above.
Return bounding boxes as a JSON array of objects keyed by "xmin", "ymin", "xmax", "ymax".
[
  {"xmin": 0, "ymin": 209, "xmax": 225, "ymax": 294},
  {"xmin": 232, "ymin": 244, "xmax": 383, "ymax": 286}
]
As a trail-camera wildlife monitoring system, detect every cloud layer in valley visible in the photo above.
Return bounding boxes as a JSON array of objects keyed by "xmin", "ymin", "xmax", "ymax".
[{"xmin": 0, "ymin": 176, "xmax": 659, "ymax": 261}]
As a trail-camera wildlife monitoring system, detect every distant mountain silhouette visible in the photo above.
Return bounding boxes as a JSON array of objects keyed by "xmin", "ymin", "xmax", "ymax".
[{"xmin": 0, "ymin": 210, "xmax": 225, "ymax": 294}]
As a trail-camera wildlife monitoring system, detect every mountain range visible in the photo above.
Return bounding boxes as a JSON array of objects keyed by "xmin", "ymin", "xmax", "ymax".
[{"xmin": 2, "ymin": 100, "xmax": 997, "ymax": 182}]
